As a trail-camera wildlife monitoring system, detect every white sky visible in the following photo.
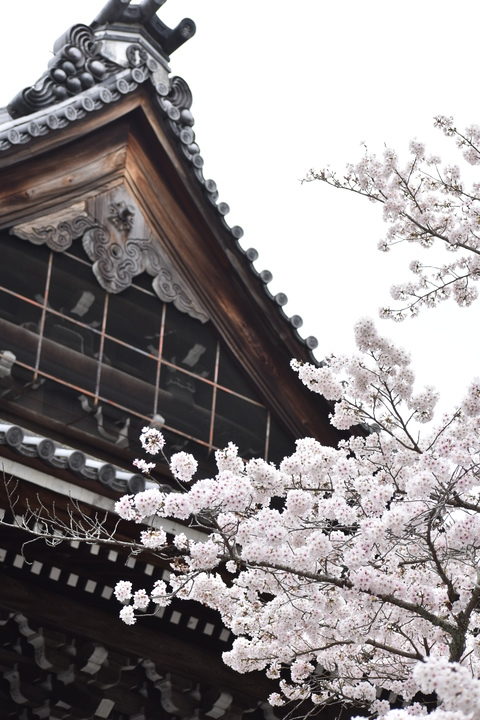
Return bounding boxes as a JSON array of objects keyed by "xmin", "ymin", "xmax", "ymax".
[{"xmin": 1, "ymin": 1, "xmax": 479, "ymax": 412}]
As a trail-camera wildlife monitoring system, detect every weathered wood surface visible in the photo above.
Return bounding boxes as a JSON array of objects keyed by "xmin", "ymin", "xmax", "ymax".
[
  {"xmin": 0, "ymin": 85, "xmax": 342, "ymax": 447},
  {"xmin": 0, "ymin": 590, "xmax": 274, "ymax": 719},
  {"xmin": 0, "ymin": 569, "xmax": 273, "ymax": 703}
]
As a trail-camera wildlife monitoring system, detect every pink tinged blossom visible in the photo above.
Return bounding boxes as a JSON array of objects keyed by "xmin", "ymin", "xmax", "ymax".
[
  {"xmin": 188, "ymin": 539, "xmax": 220, "ymax": 570},
  {"xmin": 132, "ymin": 589, "xmax": 149, "ymax": 610},
  {"xmin": 187, "ymin": 478, "xmax": 217, "ymax": 513},
  {"xmin": 218, "ymin": 471, "xmax": 253, "ymax": 511},
  {"xmin": 140, "ymin": 529, "xmax": 167, "ymax": 549},
  {"xmin": 412, "ymin": 658, "xmax": 480, "ymax": 718},
  {"xmin": 119, "ymin": 605, "xmax": 136, "ymax": 625},
  {"xmin": 151, "ymin": 580, "xmax": 170, "ymax": 607},
  {"xmin": 453, "ymin": 281, "xmax": 478, "ymax": 307},
  {"xmin": 133, "ymin": 458, "xmax": 156, "ymax": 474},
  {"xmin": 266, "ymin": 662, "xmax": 281, "ymax": 679},
  {"xmin": 286, "ymin": 489, "xmax": 314, "ymax": 516},
  {"xmin": 290, "ymin": 359, "xmax": 344, "ymax": 401},
  {"xmin": 246, "ymin": 458, "xmax": 288, "ymax": 502},
  {"xmin": 169, "ymin": 451, "xmax": 198, "ymax": 483},
  {"xmin": 331, "ymin": 399, "xmax": 360, "ymax": 430},
  {"xmin": 409, "ymin": 140, "xmax": 425, "ymax": 159},
  {"xmin": 162, "ymin": 492, "xmax": 193, "ymax": 520},
  {"xmin": 173, "ymin": 533, "xmax": 188, "ymax": 550},
  {"xmin": 462, "ymin": 379, "xmax": 480, "ymax": 416},
  {"xmin": 140, "ymin": 426, "xmax": 165, "ymax": 455},
  {"xmin": 133, "ymin": 488, "xmax": 164, "ymax": 519},
  {"xmin": 114, "ymin": 495, "xmax": 136, "ymax": 521},
  {"xmin": 371, "ymin": 700, "xmax": 393, "ymax": 717},
  {"xmin": 408, "ymin": 386, "xmax": 439, "ymax": 423},
  {"xmin": 215, "ymin": 442, "xmax": 244, "ymax": 473},
  {"xmin": 290, "ymin": 659, "xmax": 315, "ymax": 683},
  {"xmin": 114, "ymin": 580, "xmax": 132, "ymax": 603},
  {"xmin": 308, "ymin": 530, "xmax": 333, "ymax": 558},
  {"xmin": 409, "ymin": 260, "xmax": 423, "ymax": 274}
]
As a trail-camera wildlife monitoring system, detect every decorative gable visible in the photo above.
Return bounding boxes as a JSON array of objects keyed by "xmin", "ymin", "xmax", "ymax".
[
  {"xmin": 0, "ymin": 4, "xmax": 347, "ymax": 719},
  {"xmin": 0, "ymin": 0, "xmax": 343, "ymax": 475},
  {"xmin": 11, "ymin": 185, "xmax": 209, "ymax": 321}
]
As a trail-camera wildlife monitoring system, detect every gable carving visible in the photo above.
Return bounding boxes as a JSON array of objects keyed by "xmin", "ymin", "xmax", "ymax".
[
  {"xmin": 12, "ymin": 204, "xmax": 97, "ymax": 253},
  {"xmin": 10, "ymin": 188, "xmax": 209, "ymax": 323},
  {"xmin": 81, "ymin": 225, "xmax": 163, "ymax": 295}
]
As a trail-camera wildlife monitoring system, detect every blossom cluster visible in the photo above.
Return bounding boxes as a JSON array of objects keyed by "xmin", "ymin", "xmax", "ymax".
[
  {"xmin": 307, "ymin": 117, "xmax": 480, "ymax": 319},
  {"xmin": 133, "ymin": 458, "xmax": 156, "ymax": 474},
  {"xmin": 169, "ymin": 452, "xmax": 198, "ymax": 483},
  {"xmin": 114, "ymin": 323, "xmax": 480, "ymax": 719},
  {"xmin": 140, "ymin": 426, "xmax": 165, "ymax": 455}
]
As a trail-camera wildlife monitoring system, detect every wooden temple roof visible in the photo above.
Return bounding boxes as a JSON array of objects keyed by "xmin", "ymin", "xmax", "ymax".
[
  {"xmin": 0, "ymin": 3, "xmax": 348, "ymax": 718},
  {"xmin": 0, "ymin": 0, "xmax": 344, "ymax": 447},
  {"xmin": 0, "ymin": 435, "xmax": 276, "ymax": 720},
  {"xmin": 0, "ymin": 0, "xmax": 321, "ymax": 364},
  {"xmin": 0, "ymin": 422, "xmax": 146, "ymax": 495}
]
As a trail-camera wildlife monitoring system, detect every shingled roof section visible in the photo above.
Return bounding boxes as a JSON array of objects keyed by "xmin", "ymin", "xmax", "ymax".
[
  {"xmin": 0, "ymin": 421, "xmax": 147, "ymax": 495},
  {"xmin": 0, "ymin": 0, "xmax": 320, "ymax": 359}
]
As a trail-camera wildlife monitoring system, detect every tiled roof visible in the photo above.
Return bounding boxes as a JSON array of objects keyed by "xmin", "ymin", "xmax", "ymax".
[
  {"xmin": 0, "ymin": 421, "xmax": 147, "ymax": 494},
  {"xmin": 0, "ymin": 1, "xmax": 320, "ymax": 357}
]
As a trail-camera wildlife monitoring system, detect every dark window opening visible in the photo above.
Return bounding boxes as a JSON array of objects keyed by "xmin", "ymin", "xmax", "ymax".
[{"xmin": 0, "ymin": 232, "xmax": 295, "ymax": 464}]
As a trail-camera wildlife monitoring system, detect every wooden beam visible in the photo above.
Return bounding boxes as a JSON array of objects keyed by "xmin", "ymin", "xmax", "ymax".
[{"xmin": 0, "ymin": 90, "xmax": 343, "ymax": 446}]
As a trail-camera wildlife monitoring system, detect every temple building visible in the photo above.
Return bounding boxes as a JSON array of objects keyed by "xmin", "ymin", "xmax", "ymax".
[{"xmin": 0, "ymin": 2, "xmax": 343, "ymax": 718}]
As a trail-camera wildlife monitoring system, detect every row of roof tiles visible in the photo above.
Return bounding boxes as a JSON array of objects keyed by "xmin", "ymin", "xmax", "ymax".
[{"xmin": 0, "ymin": 422, "xmax": 147, "ymax": 495}]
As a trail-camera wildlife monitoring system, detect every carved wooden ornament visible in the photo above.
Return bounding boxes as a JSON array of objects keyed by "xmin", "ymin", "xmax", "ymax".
[{"xmin": 11, "ymin": 189, "xmax": 209, "ymax": 323}]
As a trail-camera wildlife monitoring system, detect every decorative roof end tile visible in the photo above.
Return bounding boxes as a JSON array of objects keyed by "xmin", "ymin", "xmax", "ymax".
[
  {"xmin": 0, "ymin": 422, "xmax": 145, "ymax": 494},
  {"xmin": 7, "ymin": 0, "xmax": 195, "ymax": 120}
]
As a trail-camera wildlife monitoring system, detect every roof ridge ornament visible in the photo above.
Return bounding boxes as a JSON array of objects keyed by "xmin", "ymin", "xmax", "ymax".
[
  {"xmin": 7, "ymin": 0, "xmax": 195, "ymax": 119},
  {"xmin": 93, "ymin": 0, "xmax": 196, "ymax": 56},
  {"xmin": 8, "ymin": 25, "xmax": 121, "ymax": 118}
]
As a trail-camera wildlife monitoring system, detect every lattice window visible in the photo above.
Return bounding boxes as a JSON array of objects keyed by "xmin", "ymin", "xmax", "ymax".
[{"xmin": 0, "ymin": 233, "xmax": 293, "ymax": 463}]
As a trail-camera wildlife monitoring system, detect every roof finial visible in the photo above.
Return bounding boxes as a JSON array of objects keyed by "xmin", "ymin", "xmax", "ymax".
[{"xmin": 92, "ymin": 0, "xmax": 196, "ymax": 55}]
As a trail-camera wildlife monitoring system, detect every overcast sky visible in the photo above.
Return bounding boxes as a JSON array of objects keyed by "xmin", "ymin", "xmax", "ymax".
[{"xmin": 1, "ymin": 1, "xmax": 479, "ymax": 412}]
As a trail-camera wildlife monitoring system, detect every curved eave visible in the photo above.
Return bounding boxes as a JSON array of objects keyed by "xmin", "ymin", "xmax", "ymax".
[{"xmin": 0, "ymin": 44, "xmax": 345, "ymax": 445}]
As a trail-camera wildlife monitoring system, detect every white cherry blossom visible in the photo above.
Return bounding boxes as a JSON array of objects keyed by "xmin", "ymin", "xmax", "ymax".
[
  {"xmin": 114, "ymin": 321, "xmax": 480, "ymax": 718},
  {"xmin": 307, "ymin": 117, "xmax": 480, "ymax": 319}
]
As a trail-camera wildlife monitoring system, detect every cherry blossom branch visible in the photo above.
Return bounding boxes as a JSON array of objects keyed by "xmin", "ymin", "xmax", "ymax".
[{"xmin": 249, "ymin": 561, "xmax": 457, "ymax": 635}]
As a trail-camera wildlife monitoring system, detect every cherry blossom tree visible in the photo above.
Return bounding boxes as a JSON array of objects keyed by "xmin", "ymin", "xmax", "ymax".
[
  {"xmin": 111, "ymin": 319, "xmax": 480, "ymax": 720},
  {"xmin": 306, "ymin": 117, "xmax": 480, "ymax": 320},
  {"xmin": 4, "ymin": 117, "xmax": 480, "ymax": 720}
]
